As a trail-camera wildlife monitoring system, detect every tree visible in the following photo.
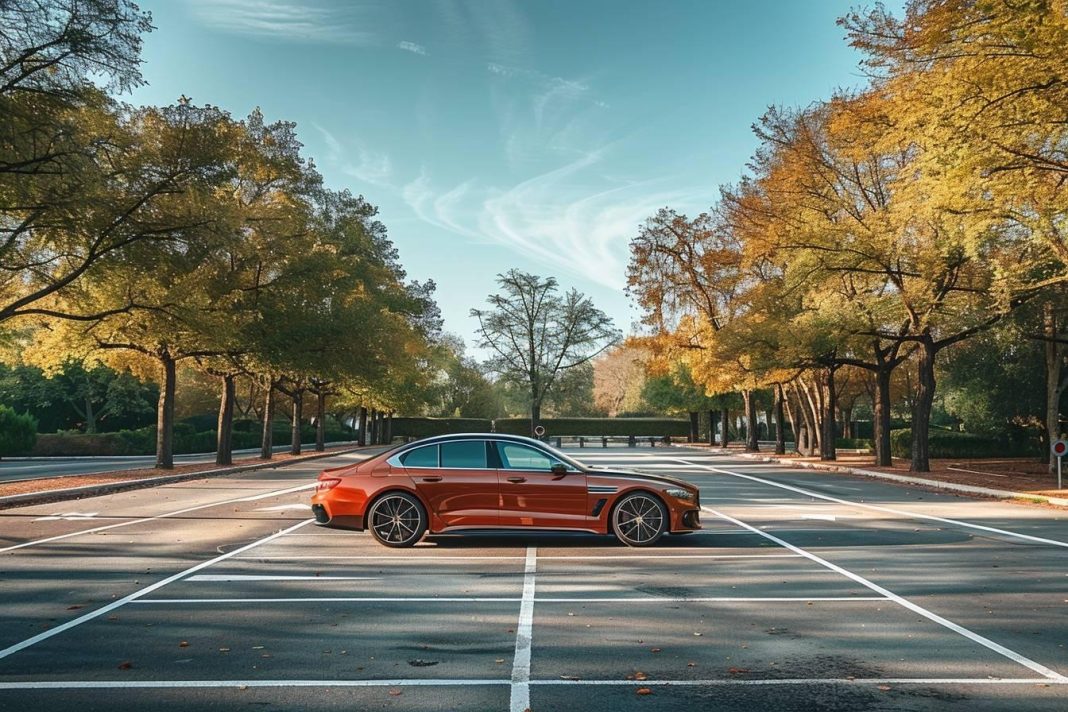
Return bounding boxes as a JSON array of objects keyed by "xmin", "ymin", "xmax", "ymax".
[
  {"xmin": 0, "ymin": 404, "xmax": 36, "ymax": 457},
  {"xmin": 593, "ymin": 345, "xmax": 649, "ymax": 416},
  {"xmin": 472, "ymin": 270, "xmax": 619, "ymax": 435}
]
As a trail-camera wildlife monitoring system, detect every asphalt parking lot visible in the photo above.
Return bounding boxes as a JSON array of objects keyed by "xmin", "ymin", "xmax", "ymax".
[{"xmin": 0, "ymin": 446, "xmax": 1066, "ymax": 711}]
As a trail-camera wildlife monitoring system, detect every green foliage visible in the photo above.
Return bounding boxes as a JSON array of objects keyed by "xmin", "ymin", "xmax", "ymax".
[
  {"xmin": 937, "ymin": 321, "xmax": 1045, "ymax": 438},
  {"xmin": 0, "ymin": 405, "xmax": 36, "ymax": 456},
  {"xmin": 494, "ymin": 417, "xmax": 689, "ymax": 437},
  {"xmin": 0, "ymin": 361, "xmax": 156, "ymax": 433},
  {"xmin": 889, "ymin": 429, "xmax": 1038, "ymax": 460},
  {"xmin": 835, "ymin": 438, "xmax": 873, "ymax": 450},
  {"xmin": 391, "ymin": 417, "xmax": 493, "ymax": 439}
]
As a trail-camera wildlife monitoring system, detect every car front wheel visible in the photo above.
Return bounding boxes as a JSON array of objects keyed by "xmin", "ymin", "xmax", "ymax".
[
  {"xmin": 367, "ymin": 492, "xmax": 427, "ymax": 548},
  {"xmin": 611, "ymin": 492, "xmax": 668, "ymax": 547}
]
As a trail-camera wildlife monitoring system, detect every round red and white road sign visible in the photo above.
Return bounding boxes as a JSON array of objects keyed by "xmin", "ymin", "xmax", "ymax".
[{"xmin": 1052, "ymin": 439, "xmax": 1068, "ymax": 457}]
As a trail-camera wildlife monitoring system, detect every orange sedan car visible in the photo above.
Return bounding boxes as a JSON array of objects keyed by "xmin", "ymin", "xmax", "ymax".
[{"xmin": 311, "ymin": 433, "xmax": 701, "ymax": 547}]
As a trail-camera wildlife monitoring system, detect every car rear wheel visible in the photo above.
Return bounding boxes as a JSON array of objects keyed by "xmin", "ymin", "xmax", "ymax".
[
  {"xmin": 611, "ymin": 492, "xmax": 668, "ymax": 547},
  {"xmin": 367, "ymin": 492, "xmax": 427, "ymax": 548}
]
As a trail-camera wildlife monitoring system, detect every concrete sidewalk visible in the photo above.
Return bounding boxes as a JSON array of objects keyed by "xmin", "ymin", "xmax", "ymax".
[{"xmin": 726, "ymin": 449, "xmax": 1068, "ymax": 507}]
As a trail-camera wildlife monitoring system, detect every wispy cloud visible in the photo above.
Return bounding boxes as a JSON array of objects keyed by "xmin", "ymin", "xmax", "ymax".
[
  {"xmin": 402, "ymin": 152, "xmax": 699, "ymax": 290},
  {"xmin": 314, "ymin": 123, "xmax": 393, "ymax": 187},
  {"xmin": 397, "ymin": 40, "xmax": 428, "ymax": 56},
  {"xmin": 189, "ymin": 0, "xmax": 376, "ymax": 44}
]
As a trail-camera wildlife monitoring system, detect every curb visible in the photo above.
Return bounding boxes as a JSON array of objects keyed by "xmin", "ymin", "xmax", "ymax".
[
  {"xmin": 732, "ymin": 451, "xmax": 1068, "ymax": 508},
  {"xmin": 0, "ymin": 446, "xmax": 371, "ymax": 510}
]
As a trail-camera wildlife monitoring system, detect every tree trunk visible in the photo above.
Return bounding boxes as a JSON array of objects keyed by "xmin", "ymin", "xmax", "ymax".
[
  {"xmin": 840, "ymin": 405, "xmax": 854, "ymax": 440},
  {"xmin": 155, "ymin": 354, "xmax": 176, "ymax": 470},
  {"xmin": 260, "ymin": 381, "xmax": 274, "ymax": 459},
  {"xmin": 794, "ymin": 381, "xmax": 818, "ymax": 456},
  {"xmin": 84, "ymin": 396, "xmax": 97, "ymax": 434},
  {"xmin": 910, "ymin": 337, "xmax": 937, "ymax": 473},
  {"xmin": 531, "ymin": 402, "xmax": 542, "ymax": 439},
  {"xmin": 688, "ymin": 411, "xmax": 699, "ymax": 443},
  {"xmin": 707, "ymin": 410, "xmax": 716, "ymax": 446},
  {"xmin": 358, "ymin": 406, "xmax": 368, "ymax": 446},
  {"xmin": 872, "ymin": 367, "xmax": 892, "ymax": 466},
  {"xmin": 315, "ymin": 390, "xmax": 326, "ymax": 452},
  {"xmin": 774, "ymin": 384, "xmax": 786, "ymax": 455},
  {"xmin": 290, "ymin": 390, "xmax": 303, "ymax": 455},
  {"xmin": 783, "ymin": 386, "xmax": 799, "ymax": 454},
  {"xmin": 1044, "ymin": 301, "xmax": 1066, "ymax": 472},
  {"xmin": 216, "ymin": 374, "xmax": 235, "ymax": 466},
  {"xmin": 820, "ymin": 368, "xmax": 837, "ymax": 462},
  {"xmin": 743, "ymin": 390, "xmax": 759, "ymax": 452},
  {"xmin": 721, "ymin": 408, "xmax": 730, "ymax": 448}
]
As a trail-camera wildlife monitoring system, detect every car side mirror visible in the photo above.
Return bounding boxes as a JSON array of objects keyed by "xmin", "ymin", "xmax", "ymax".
[{"xmin": 550, "ymin": 463, "xmax": 568, "ymax": 477}]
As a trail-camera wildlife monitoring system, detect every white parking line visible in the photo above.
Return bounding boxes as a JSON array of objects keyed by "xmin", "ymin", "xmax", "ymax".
[
  {"xmin": 509, "ymin": 546, "xmax": 536, "ymax": 712},
  {"xmin": 0, "ymin": 677, "xmax": 1060, "ymax": 690},
  {"xmin": 185, "ymin": 574, "xmax": 379, "ymax": 582},
  {"xmin": 677, "ymin": 457, "xmax": 1068, "ymax": 550},
  {"xmin": 0, "ymin": 519, "xmax": 314, "ymax": 662},
  {"xmin": 130, "ymin": 595, "xmax": 883, "ymax": 605},
  {"xmin": 703, "ymin": 506, "xmax": 1068, "ymax": 682},
  {"xmin": 0, "ymin": 482, "xmax": 317, "ymax": 554},
  {"xmin": 231, "ymin": 554, "xmax": 804, "ymax": 561}
]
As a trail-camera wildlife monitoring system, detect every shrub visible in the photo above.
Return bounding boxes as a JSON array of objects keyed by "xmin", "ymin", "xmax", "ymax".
[
  {"xmin": 835, "ymin": 437, "xmax": 873, "ymax": 450},
  {"xmin": 889, "ymin": 428, "xmax": 1038, "ymax": 459},
  {"xmin": 494, "ymin": 417, "xmax": 689, "ymax": 437},
  {"xmin": 0, "ymin": 405, "xmax": 37, "ymax": 456}
]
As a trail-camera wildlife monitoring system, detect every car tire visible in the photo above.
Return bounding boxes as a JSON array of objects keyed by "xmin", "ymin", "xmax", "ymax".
[
  {"xmin": 367, "ymin": 492, "xmax": 427, "ymax": 548},
  {"xmin": 611, "ymin": 492, "xmax": 668, "ymax": 547}
]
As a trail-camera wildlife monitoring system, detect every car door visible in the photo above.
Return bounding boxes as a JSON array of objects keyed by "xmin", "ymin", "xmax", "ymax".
[
  {"xmin": 494, "ymin": 441, "xmax": 588, "ymax": 529},
  {"xmin": 402, "ymin": 441, "xmax": 498, "ymax": 528}
]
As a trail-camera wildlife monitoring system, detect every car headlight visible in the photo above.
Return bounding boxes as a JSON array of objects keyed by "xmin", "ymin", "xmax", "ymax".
[{"xmin": 665, "ymin": 488, "xmax": 694, "ymax": 501}]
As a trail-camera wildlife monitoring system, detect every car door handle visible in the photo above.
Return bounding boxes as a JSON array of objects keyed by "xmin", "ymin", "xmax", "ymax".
[
  {"xmin": 506, "ymin": 476, "xmax": 526, "ymax": 483},
  {"xmin": 421, "ymin": 476, "xmax": 443, "ymax": 482}
]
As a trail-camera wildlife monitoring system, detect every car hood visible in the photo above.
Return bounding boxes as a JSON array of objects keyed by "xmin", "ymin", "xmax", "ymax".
[{"xmin": 585, "ymin": 466, "xmax": 697, "ymax": 491}]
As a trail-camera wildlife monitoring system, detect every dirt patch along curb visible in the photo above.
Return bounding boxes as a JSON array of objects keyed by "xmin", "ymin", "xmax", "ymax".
[{"xmin": 0, "ymin": 446, "xmax": 376, "ymax": 510}]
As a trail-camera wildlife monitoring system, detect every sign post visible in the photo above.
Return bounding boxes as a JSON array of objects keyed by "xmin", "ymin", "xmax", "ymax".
[{"xmin": 1051, "ymin": 439, "xmax": 1067, "ymax": 490}]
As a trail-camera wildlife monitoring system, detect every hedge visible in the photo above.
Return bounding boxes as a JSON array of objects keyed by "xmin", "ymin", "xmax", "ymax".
[
  {"xmin": 390, "ymin": 417, "xmax": 493, "ymax": 439},
  {"xmin": 835, "ymin": 437, "xmax": 873, "ymax": 450},
  {"xmin": 494, "ymin": 417, "xmax": 689, "ymax": 437},
  {"xmin": 0, "ymin": 405, "xmax": 37, "ymax": 456},
  {"xmin": 889, "ymin": 428, "xmax": 1038, "ymax": 459},
  {"xmin": 29, "ymin": 420, "xmax": 355, "ymax": 457}
]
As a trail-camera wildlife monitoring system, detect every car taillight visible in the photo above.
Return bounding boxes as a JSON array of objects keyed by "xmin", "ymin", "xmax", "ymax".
[{"xmin": 316, "ymin": 478, "xmax": 342, "ymax": 491}]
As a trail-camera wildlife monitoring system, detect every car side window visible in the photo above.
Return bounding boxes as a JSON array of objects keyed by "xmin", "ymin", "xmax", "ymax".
[
  {"xmin": 496, "ymin": 443, "xmax": 554, "ymax": 471},
  {"xmin": 440, "ymin": 441, "xmax": 488, "ymax": 468},
  {"xmin": 400, "ymin": 444, "xmax": 439, "ymax": 468}
]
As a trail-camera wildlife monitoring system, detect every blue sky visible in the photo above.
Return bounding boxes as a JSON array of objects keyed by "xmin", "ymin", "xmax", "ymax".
[{"xmin": 130, "ymin": 0, "xmax": 880, "ymax": 352}]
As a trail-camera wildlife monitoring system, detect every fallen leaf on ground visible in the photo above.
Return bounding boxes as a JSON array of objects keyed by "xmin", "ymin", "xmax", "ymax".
[
  {"xmin": 878, "ymin": 685, "xmax": 891, "ymax": 691},
  {"xmin": 178, "ymin": 641, "xmax": 189, "ymax": 648},
  {"xmin": 388, "ymin": 689, "xmax": 403, "ymax": 696},
  {"xmin": 495, "ymin": 659, "xmax": 505, "ymax": 664},
  {"xmin": 727, "ymin": 667, "xmax": 750, "ymax": 675},
  {"xmin": 117, "ymin": 661, "xmax": 133, "ymax": 670},
  {"xmin": 650, "ymin": 648, "xmax": 662, "ymax": 653},
  {"xmin": 218, "ymin": 648, "xmax": 230, "ymax": 653},
  {"xmin": 66, "ymin": 605, "xmax": 83, "ymax": 610},
  {"xmin": 636, "ymin": 687, "xmax": 653, "ymax": 695}
]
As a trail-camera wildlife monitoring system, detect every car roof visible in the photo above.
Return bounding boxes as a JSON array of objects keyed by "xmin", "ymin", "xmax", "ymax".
[{"xmin": 403, "ymin": 433, "xmax": 546, "ymax": 447}]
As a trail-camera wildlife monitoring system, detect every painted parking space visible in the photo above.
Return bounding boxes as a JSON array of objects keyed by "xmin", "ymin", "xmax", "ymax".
[{"xmin": 0, "ymin": 446, "xmax": 1066, "ymax": 711}]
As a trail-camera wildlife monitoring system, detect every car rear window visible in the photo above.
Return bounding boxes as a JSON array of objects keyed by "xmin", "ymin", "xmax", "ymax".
[
  {"xmin": 441, "ymin": 441, "xmax": 487, "ymax": 468},
  {"xmin": 400, "ymin": 445, "xmax": 438, "ymax": 467}
]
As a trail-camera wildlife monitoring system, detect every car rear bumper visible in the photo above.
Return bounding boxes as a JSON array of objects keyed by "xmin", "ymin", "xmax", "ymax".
[{"xmin": 311, "ymin": 503, "xmax": 364, "ymax": 531}]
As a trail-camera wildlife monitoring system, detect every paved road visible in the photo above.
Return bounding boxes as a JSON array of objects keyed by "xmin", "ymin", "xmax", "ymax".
[
  {"xmin": 0, "ymin": 442, "xmax": 359, "ymax": 483},
  {"xmin": 0, "ymin": 446, "xmax": 1065, "ymax": 711}
]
